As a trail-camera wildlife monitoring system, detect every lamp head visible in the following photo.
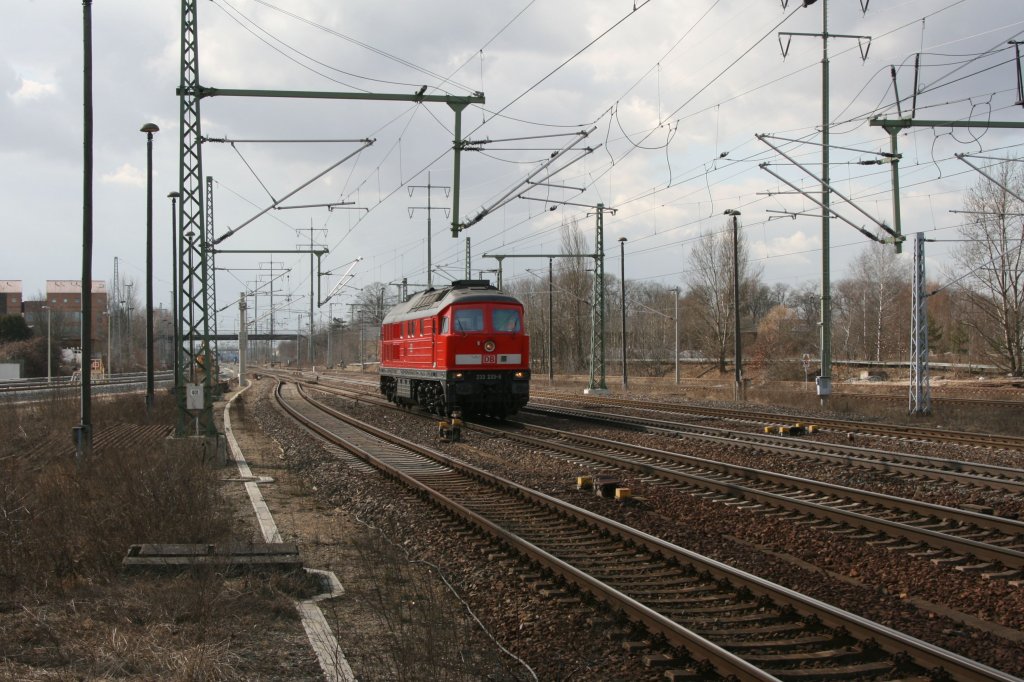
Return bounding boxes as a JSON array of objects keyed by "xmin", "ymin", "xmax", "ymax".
[{"xmin": 140, "ymin": 122, "xmax": 160, "ymax": 134}]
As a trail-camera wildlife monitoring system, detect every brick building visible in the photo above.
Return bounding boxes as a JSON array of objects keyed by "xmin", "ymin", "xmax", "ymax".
[
  {"xmin": 0, "ymin": 280, "xmax": 21, "ymax": 316},
  {"xmin": 21, "ymin": 281, "xmax": 108, "ymax": 347}
]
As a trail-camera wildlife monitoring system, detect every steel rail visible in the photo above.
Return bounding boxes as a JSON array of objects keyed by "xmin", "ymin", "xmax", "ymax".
[
  {"xmin": 527, "ymin": 397, "xmax": 1024, "ymax": 484},
  {"xmin": 268, "ymin": 377, "xmax": 1024, "ymax": 562},
  {"xmin": 530, "ymin": 390, "xmax": 1024, "ymax": 450},
  {"xmin": 276, "ymin": 381, "xmax": 1020, "ymax": 682},
  {"xmin": 274, "ymin": 382, "xmax": 776, "ymax": 681},
  {"xmin": 479, "ymin": 418, "xmax": 1024, "ymax": 569},
  {"xmin": 270, "ymin": 373, "xmax": 1024, "ymax": 492}
]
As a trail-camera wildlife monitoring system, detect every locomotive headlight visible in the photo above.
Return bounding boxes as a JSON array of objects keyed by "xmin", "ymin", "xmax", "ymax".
[
  {"xmin": 483, "ymin": 340, "xmax": 496, "ymax": 353},
  {"xmin": 513, "ymin": 371, "xmax": 526, "ymax": 379},
  {"xmin": 454, "ymin": 372, "xmax": 464, "ymax": 380}
]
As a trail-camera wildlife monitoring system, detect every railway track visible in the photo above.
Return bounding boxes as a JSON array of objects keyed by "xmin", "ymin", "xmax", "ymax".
[
  {"xmin": 0, "ymin": 370, "xmax": 175, "ymax": 394},
  {"xmin": 478, "ymin": 419, "xmax": 1024, "ymax": 576},
  {"xmin": 296, "ymin": 376, "xmax": 1024, "ymax": 577},
  {"xmin": 275, "ymin": 379, "xmax": 1019, "ymax": 681},
  {"xmin": 836, "ymin": 391, "xmax": 1024, "ymax": 409},
  {"xmin": 522, "ymin": 402, "xmax": 1024, "ymax": 495},
  {"xmin": 14, "ymin": 422, "xmax": 173, "ymax": 460},
  {"xmin": 615, "ymin": 377, "xmax": 1024, "ymax": 408},
  {"xmin": 530, "ymin": 390, "xmax": 1024, "ymax": 451},
  {"xmin": 291, "ymin": 372, "xmax": 1024, "ymax": 497},
  {"xmin": 272, "ymin": 372, "xmax": 1024, "ymax": 561}
]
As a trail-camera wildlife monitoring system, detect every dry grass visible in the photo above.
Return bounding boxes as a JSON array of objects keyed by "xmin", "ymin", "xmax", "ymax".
[
  {"xmin": 0, "ymin": 393, "xmax": 229, "ymax": 596},
  {"xmin": 0, "ymin": 391, "xmax": 321, "ymax": 680},
  {"xmin": 542, "ymin": 368, "xmax": 1024, "ymax": 435}
]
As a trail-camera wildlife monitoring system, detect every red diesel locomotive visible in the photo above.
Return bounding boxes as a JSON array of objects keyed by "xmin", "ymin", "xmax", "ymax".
[{"xmin": 379, "ymin": 280, "xmax": 530, "ymax": 417}]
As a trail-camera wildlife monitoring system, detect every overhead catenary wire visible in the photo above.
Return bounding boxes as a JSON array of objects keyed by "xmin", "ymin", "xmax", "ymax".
[{"xmin": 200, "ymin": 0, "xmax": 1023, "ymax": 309}]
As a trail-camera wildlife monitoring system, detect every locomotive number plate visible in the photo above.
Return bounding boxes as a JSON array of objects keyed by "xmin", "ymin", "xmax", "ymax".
[{"xmin": 478, "ymin": 373, "xmax": 499, "ymax": 380}]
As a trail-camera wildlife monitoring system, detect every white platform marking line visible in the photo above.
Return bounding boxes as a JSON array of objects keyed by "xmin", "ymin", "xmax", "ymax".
[{"xmin": 224, "ymin": 383, "xmax": 355, "ymax": 681}]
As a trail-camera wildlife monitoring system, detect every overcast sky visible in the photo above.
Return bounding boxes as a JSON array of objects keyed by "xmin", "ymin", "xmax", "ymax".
[{"xmin": 3, "ymin": 0, "xmax": 1023, "ymax": 333}]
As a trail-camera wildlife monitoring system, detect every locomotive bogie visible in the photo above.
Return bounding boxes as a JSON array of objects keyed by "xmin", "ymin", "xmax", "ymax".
[{"xmin": 379, "ymin": 369, "xmax": 529, "ymax": 417}]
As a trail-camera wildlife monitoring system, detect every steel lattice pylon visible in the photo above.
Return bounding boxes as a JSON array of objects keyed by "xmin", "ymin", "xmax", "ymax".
[
  {"xmin": 588, "ymin": 204, "xmax": 607, "ymax": 391},
  {"xmin": 175, "ymin": 1, "xmax": 484, "ymax": 430},
  {"xmin": 177, "ymin": 0, "xmax": 215, "ymax": 435},
  {"xmin": 205, "ymin": 175, "xmax": 219, "ymax": 388},
  {"xmin": 909, "ymin": 232, "xmax": 931, "ymax": 415}
]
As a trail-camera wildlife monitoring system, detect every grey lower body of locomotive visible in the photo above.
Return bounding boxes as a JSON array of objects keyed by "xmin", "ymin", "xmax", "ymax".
[{"xmin": 379, "ymin": 368, "xmax": 530, "ymax": 418}]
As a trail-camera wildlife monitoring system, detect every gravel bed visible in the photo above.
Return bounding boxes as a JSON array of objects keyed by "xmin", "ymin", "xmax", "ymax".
[
  {"xmin": 513, "ymin": 412, "xmax": 1024, "ymax": 521},
  {"xmin": 250, "ymin": 380, "xmax": 682, "ymax": 681},
  {"xmin": 532, "ymin": 387, "xmax": 1024, "ymax": 469},
  {"xmin": 305, "ymin": 385, "xmax": 1024, "ymax": 678}
]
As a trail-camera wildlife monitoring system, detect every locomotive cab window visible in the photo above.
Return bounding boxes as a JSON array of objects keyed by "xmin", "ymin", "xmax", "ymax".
[
  {"xmin": 440, "ymin": 316, "xmax": 449, "ymax": 334},
  {"xmin": 453, "ymin": 308, "xmax": 483, "ymax": 332},
  {"xmin": 492, "ymin": 308, "xmax": 521, "ymax": 333}
]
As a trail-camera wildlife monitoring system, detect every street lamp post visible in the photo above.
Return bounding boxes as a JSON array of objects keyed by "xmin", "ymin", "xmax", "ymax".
[
  {"xmin": 618, "ymin": 237, "xmax": 627, "ymax": 391},
  {"xmin": 76, "ymin": 0, "xmax": 94, "ymax": 459},
  {"xmin": 103, "ymin": 310, "xmax": 110, "ymax": 378},
  {"xmin": 359, "ymin": 312, "xmax": 365, "ymax": 371},
  {"xmin": 125, "ymin": 282, "xmax": 133, "ymax": 371},
  {"xmin": 42, "ymin": 306, "xmax": 51, "ymax": 384},
  {"xmin": 141, "ymin": 122, "xmax": 159, "ymax": 411},
  {"xmin": 725, "ymin": 209, "xmax": 743, "ymax": 401},
  {"xmin": 127, "ymin": 304, "xmax": 134, "ymax": 371},
  {"xmin": 673, "ymin": 287, "xmax": 680, "ymax": 385},
  {"xmin": 548, "ymin": 258, "xmax": 554, "ymax": 382},
  {"xmin": 184, "ymin": 231, "xmax": 196, "ymax": 384},
  {"xmin": 168, "ymin": 192, "xmax": 180, "ymax": 389},
  {"xmin": 327, "ymin": 302, "xmax": 339, "ymax": 368}
]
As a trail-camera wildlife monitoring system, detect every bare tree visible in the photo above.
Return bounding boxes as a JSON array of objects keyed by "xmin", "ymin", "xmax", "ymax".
[
  {"xmin": 556, "ymin": 220, "xmax": 593, "ymax": 373},
  {"xmin": 747, "ymin": 281, "xmax": 789, "ymax": 325},
  {"xmin": 355, "ymin": 283, "xmax": 391, "ymax": 326},
  {"xmin": 504, "ymin": 275, "xmax": 548, "ymax": 372},
  {"xmin": 630, "ymin": 284, "xmax": 680, "ymax": 375},
  {"xmin": 686, "ymin": 231, "xmax": 731, "ymax": 372},
  {"xmin": 952, "ymin": 163, "xmax": 1024, "ymax": 375},
  {"xmin": 683, "ymin": 220, "xmax": 761, "ymax": 373},
  {"xmin": 750, "ymin": 304, "xmax": 806, "ymax": 378},
  {"xmin": 831, "ymin": 241, "xmax": 909, "ymax": 363}
]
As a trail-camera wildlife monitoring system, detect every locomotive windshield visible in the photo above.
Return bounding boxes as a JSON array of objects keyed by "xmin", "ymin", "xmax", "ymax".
[
  {"xmin": 453, "ymin": 308, "xmax": 484, "ymax": 332},
  {"xmin": 492, "ymin": 308, "xmax": 521, "ymax": 333}
]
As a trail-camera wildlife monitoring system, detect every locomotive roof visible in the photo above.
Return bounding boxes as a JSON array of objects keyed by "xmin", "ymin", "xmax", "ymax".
[{"xmin": 382, "ymin": 280, "xmax": 520, "ymax": 324}]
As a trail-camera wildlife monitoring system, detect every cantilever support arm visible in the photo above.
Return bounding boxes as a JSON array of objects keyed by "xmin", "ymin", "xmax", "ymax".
[
  {"xmin": 213, "ymin": 141, "xmax": 373, "ymax": 244},
  {"xmin": 757, "ymin": 134, "xmax": 901, "ymax": 241},
  {"xmin": 760, "ymin": 163, "xmax": 890, "ymax": 243},
  {"xmin": 180, "ymin": 85, "xmax": 486, "ymax": 243},
  {"xmin": 955, "ymin": 154, "xmax": 1024, "ymax": 205},
  {"xmin": 459, "ymin": 127, "xmax": 597, "ymax": 233},
  {"xmin": 319, "ymin": 257, "xmax": 362, "ymax": 307}
]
